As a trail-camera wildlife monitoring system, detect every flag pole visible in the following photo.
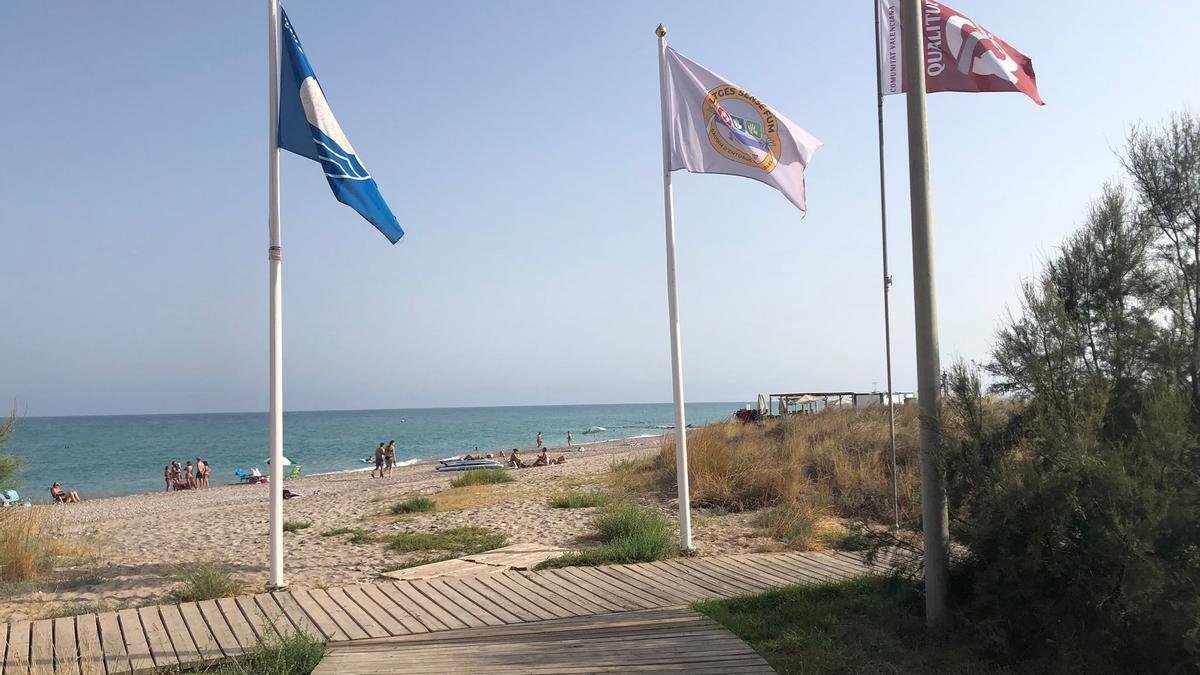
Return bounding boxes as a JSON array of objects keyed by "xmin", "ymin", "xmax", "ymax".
[
  {"xmin": 266, "ymin": 0, "xmax": 286, "ymax": 590},
  {"xmin": 901, "ymin": 0, "xmax": 949, "ymax": 633},
  {"xmin": 656, "ymin": 23, "xmax": 693, "ymax": 553},
  {"xmin": 873, "ymin": 0, "xmax": 901, "ymax": 530}
]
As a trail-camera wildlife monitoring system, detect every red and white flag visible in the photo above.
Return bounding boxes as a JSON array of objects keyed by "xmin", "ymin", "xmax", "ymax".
[{"xmin": 878, "ymin": 0, "xmax": 1043, "ymax": 105}]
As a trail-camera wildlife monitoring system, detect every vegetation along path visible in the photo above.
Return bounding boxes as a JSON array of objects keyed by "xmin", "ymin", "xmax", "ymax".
[{"xmin": 0, "ymin": 550, "xmax": 880, "ymax": 673}]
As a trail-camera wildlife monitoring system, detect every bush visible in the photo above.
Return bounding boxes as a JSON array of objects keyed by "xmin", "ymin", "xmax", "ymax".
[
  {"xmin": 390, "ymin": 495, "xmax": 436, "ymax": 515},
  {"xmin": 537, "ymin": 504, "xmax": 676, "ymax": 569},
  {"xmin": 450, "ymin": 469, "xmax": 514, "ymax": 487},
  {"xmin": 205, "ymin": 630, "xmax": 325, "ymax": 675},
  {"xmin": 753, "ymin": 502, "xmax": 828, "ymax": 550},
  {"xmin": 0, "ymin": 509, "xmax": 76, "ymax": 583},
  {"xmin": 282, "ymin": 520, "xmax": 311, "ymax": 533},
  {"xmin": 548, "ymin": 491, "xmax": 612, "ymax": 509},
  {"xmin": 387, "ymin": 527, "xmax": 506, "ymax": 555},
  {"xmin": 167, "ymin": 562, "xmax": 244, "ymax": 603},
  {"xmin": 651, "ymin": 409, "xmax": 920, "ymax": 523}
]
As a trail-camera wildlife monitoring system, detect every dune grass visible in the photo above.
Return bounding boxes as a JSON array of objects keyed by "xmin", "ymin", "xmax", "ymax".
[
  {"xmin": 386, "ymin": 527, "xmax": 506, "ymax": 555},
  {"xmin": 167, "ymin": 562, "xmax": 244, "ymax": 604},
  {"xmin": 282, "ymin": 520, "xmax": 311, "ymax": 533},
  {"xmin": 320, "ymin": 527, "xmax": 375, "ymax": 544},
  {"xmin": 0, "ymin": 508, "xmax": 88, "ymax": 584},
  {"xmin": 41, "ymin": 599, "xmax": 127, "ymax": 619},
  {"xmin": 390, "ymin": 495, "xmax": 436, "ymax": 515},
  {"xmin": 201, "ymin": 630, "xmax": 325, "ymax": 674},
  {"xmin": 379, "ymin": 554, "xmax": 457, "ymax": 574},
  {"xmin": 548, "ymin": 491, "xmax": 613, "ymax": 509},
  {"xmin": 536, "ymin": 503, "xmax": 676, "ymax": 569},
  {"xmin": 696, "ymin": 577, "xmax": 1003, "ymax": 675},
  {"xmin": 449, "ymin": 469, "xmax": 514, "ymax": 487}
]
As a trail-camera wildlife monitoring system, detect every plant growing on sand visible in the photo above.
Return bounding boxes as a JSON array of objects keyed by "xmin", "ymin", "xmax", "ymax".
[
  {"xmin": 167, "ymin": 562, "xmax": 244, "ymax": 604},
  {"xmin": 320, "ymin": 527, "xmax": 375, "ymax": 544},
  {"xmin": 536, "ymin": 503, "xmax": 676, "ymax": 569},
  {"xmin": 386, "ymin": 527, "xmax": 506, "ymax": 555},
  {"xmin": 548, "ymin": 491, "xmax": 612, "ymax": 509},
  {"xmin": 282, "ymin": 520, "xmax": 311, "ymax": 533},
  {"xmin": 0, "ymin": 509, "xmax": 82, "ymax": 583},
  {"xmin": 449, "ymin": 469, "xmax": 514, "ymax": 487},
  {"xmin": 203, "ymin": 629, "xmax": 325, "ymax": 674},
  {"xmin": 390, "ymin": 495, "xmax": 436, "ymax": 515}
]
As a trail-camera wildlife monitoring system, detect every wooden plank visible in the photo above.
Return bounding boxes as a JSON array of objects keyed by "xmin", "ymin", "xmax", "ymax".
[
  {"xmin": 415, "ymin": 576, "xmax": 494, "ymax": 629},
  {"xmin": 535, "ymin": 568, "xmax": 640, "ymax": 612},
  {"xmin": 51, "ymin": 617, "xmax": 81, "ymax": 675},
  {"xmin": 357, "ymin": 584, "xmax": 427, "ymax": 635},
  {"xmin": 137, "ymin": 606, "xmax": 178, "ymax": 670},
  {"xmin": 176, "ymin": 602, "xmax": 225, "ymax": 664},
  {"xmin": 529, "ymin": 570, "xmax": 625, "ymax": 614},
  {"xmin": 732, "ymin": 556, "xmax": 811, "ymax": 586},
  {"xmin": 4, "ymin": 620, "xmax": 29, "ymax": 675},
  {"xmin": 426, "ymin": 579, "xmax": 508, "ymax": 626},
  {"xmin": 385, "ymin": 581, "xmax": 458, "ymax": 632},
  {"xmin": 215, "ymin": 597, "xmax": 259, "ymax": 651},
  {"xmin": 158, "ymin": 603, "xmax": 200, "ymax": 665},
  {"xmin": 195, "ymin": 599, "xmax": 244, "ymax": 658},
  {"xmin": 441, "ymin": 577, "xmax": 524, "ymax": 624},
  {"xmin": 276, "ymin": 590, "xmax": 341, "ymax": 641},
  {"xmin": 804, "ymin": 553, "xmax": 867, "ymax": 579},
  {"xmin": 250, "ymin": 594, "xmax": 298, "ymax": 640},
  {"xmin": 95, "ymin": 611, "xmax": 130, "ymax": 675},
  {"xmin": 582, "ymin": 564, "xmax": 684, "ymax": 606},
  {"xmin": 233, "ymin": 595, "xmax": 275, "ymax": 641},
  {"xmin": 493, "ymin": 573, "xmax": 580, "ymax": 618},
  {"xmin": 73, "ymin": 614, "xmax": 106, "ymax": 675},
  {"xmin": 542, "ymin": 567, "xmax": 646, "ymax": 612},
  {"xmin": 116, "ymin": 608, "xmax": 155, "ymax": 674},
  {"xmin": 755, "ymin": 553, "xmax": 833, "ymax": 584},
  {"xmin": 776, "ymin": 553, "xmax": 842, "ymax": 581},
  {"xmin": 476, "ymin": 574, "xmax": 562, "ymax": 622},
  {"xmin": 568, "ymin": 566, "xmax": 667, "ymax": 608},
  {"xmin": 338, "ymin": 587, "xmax": 402, "ymax": 637},
  {"xmin": 457, "ymin": 576, "xmax": 542, "ymax": 623},
  {"xmin": 324, "ymin": 587, "xmax": 389, "ymax": 639},
  {"xmin": 682, "ymin": 558, "xmax": 780, "ymax": 593},
  {"xmin": 306, "ymin": 588, "xmax": 371, "ymax": 640},
  {"xmin": 608, "ymin": 563, "xmax": 708, "ymax": 603},
  {"xmin": 654, "ymin": 559, "xmax": 760, "ymax": 596},
  {"xmin": 28, "ymin": 620, "xmax": 54, "ymax": 675},
  {"xmin": 407, "ymin": 580, "xmax": 485, "ymax": 629}
]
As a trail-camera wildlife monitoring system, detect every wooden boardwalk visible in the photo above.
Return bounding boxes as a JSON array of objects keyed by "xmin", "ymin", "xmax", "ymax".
[
  {"xmin": 1, "ymin": 550, "xmax": 878, "ymax": 674},
  {"xmin": 313, "ymin": 607, "xmax": 774, "ymax": 674}
]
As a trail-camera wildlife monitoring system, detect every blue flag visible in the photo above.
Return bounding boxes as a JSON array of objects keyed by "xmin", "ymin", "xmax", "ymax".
[{"xmin": 278, "ymin": 8, "xmax": 404, "ymax": 244}]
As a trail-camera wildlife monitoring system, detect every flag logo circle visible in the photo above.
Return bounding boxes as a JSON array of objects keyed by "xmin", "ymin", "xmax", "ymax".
[{"xmin": 702, "ymin": 86, "xmax": 781, "ymax": 173}]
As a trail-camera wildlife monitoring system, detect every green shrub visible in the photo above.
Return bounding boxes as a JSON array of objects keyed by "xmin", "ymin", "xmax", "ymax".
[
  {"xmin": 204, "ymin": 630, "xmax": 325, "ymax": 674},
  {"xmin": 537, "ymin": 504, "xmax": 675, "ymax": 569},
  {"xmin": 320, "ymin": 527, "xmax": 374, "ymax": 544},
  {"xmin": 387, "ymin": 527, "xmax": 506, "ymax": 555},
  {"xmin": 548, "ymin": 491, "xmax": 612, "ymax": 509},
  {"xmin": 282, "ymin": 520, "xmax": 311, "ymax": 533},
  {"xmin": 167, "ymin": 562, "xmax": 243, "ymax": 603},
  {"xmin": 391, "ymin": 495, "xmax": 436, "ymax": 515},
  {"xmin": 450, "ymin": 469, "xmax": 514, "ymax": 487}
]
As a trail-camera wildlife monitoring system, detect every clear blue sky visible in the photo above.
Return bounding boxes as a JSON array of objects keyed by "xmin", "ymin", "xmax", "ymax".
[{"xmin": 2, "ymin": 1, "xmax": 1197, "ymax": 416}]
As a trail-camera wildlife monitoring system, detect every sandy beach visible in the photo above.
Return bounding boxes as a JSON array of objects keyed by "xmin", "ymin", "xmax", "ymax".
[{"xmin": 4, "ymin": 436, "xmax": 775, "ymax": 621}]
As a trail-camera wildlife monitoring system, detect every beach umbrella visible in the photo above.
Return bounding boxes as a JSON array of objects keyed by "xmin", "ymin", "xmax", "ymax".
[{"xmin": 266, "ymin": 456, "xmax": 293, "ymax": 466}]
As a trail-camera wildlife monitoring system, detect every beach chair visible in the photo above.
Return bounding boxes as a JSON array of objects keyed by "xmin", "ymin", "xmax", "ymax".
[
  {"xmin": 286, "ymin": 465, "xmax": 302, "ymax": 479},
  {"xmin": 234, "ymin": 468, "xmax": 258, "ymax": 484}
]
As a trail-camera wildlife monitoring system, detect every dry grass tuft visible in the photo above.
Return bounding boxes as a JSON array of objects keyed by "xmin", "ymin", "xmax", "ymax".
[
  {"xmin": 649, "ymin": 407, "xmax": 922, "ymax": 525},
  {"xmin": 0, "ymin": 509, "xmax": 89, "ymax": 583}
]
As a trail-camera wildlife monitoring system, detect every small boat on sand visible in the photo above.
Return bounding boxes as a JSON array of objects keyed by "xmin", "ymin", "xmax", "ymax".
[{"xmin": 435, "ymin": 459, "xmax": 505, "ymax": 472}]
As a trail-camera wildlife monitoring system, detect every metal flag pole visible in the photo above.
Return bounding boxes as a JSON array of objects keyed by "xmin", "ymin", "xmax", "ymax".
[
  {"xmin": 655, "ymin": 23, "xmax": 693, "ymax": 553},
  {"xmin": 900, "ymin": 0, "xmax": 949, "ymax": 633},
  {"xmin": 873, "ymin": 0, "xmax": 901, "ymax": 530},
  {"xmin": 267, "ymin": 0, "xmax": 286, "ymax": 590}
]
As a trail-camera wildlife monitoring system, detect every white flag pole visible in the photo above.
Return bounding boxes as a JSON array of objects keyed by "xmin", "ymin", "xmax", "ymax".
[
  {"xmin": 656, "ymin": 24, "xmax": 693, "ymax": 553},
  {"xmin": 266, "ymin": 0, "xmax": 285, "ymax": 590},
  {"xmin": 873, "ymin": 0, "xmax": 901, "ymax": 530}
]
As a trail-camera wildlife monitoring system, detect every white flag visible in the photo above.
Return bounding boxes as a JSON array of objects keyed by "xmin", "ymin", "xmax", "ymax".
[{"xmin": 665, "ymin": 47, "xmax": 822, "ymax": 212}]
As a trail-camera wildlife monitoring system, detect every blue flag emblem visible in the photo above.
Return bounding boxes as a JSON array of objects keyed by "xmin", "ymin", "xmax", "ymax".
[{"xmin": 278, "ymin": 8, "xmax": 404, "ymax": 244}]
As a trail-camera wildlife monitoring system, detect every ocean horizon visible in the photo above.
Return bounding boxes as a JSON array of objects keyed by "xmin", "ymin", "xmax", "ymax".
[{"xmin": 4, "ymin": 402, "xmax": 740, "ymax": 500}]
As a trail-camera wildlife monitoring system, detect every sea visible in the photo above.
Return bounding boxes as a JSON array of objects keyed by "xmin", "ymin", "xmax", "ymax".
[{"xmin": 3, "ymin": 402, "xmax": 739, "ymax": 500}]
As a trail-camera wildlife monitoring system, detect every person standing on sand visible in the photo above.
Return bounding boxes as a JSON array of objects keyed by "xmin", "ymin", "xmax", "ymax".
[
  {"xmin": 372, "ymin": 442, "xmax": 385, "ymax": 478},
  {"xmin": 185, "ymin": 461, "xmax": 196, "ymax": 490},
  {"xmin": 164, "ymin": 465, "xmax": 172, "ymax": 492},
  {"xmin": 566, "ymin": 431, "xmax": 572, "ymax": 448},
  {"xmin": 536, "ymin": 431, "xmax": 542, "ymax": 448},
  {"xmin": 385, "ymin": 440, "xmax": 396, "ymax": 477},
  {"xmin": 196, "ymin": 458, "xmax": 208, "ymax": 489}
]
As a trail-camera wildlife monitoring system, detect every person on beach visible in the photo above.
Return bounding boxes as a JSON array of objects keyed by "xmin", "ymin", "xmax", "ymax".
[
  {"xmin": 385, "ymin": 440, "xmax": 396, "ymax": 477},
  {"xmin": 566, "ymin": 431, "xmax": 573, "ymax": 447},
  {"xmin": 50, "ymin": 482, "xmax": 81, "ymax": 503},
  {"xmin": 164, "ymin": 465, "xmax": 173, "ymax": 492},
  {"xmin": 533, "ymin": 448, "xmax": 551, "ymax": 467},
  {"xmin": 536, "ymin": 431, "xmax": 542, "ymax": 447},
  {"xmin": 372, "ymin": 443, "xmax": 385, "ymax": 478},
  {"xmin": 185, "ymin": 461, "xmax": 196, "ymax": 490},
  {"xmin": 196, "ymin": 458, "xmax": 209, "ymax": 489},
  {"xmin": 508, "ymin": 448, "xmax": 525, "ymax": 468}
]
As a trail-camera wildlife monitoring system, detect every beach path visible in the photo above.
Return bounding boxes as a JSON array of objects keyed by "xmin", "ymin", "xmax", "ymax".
[{"xmin": 5, "ymin": 550, "xmax": 880, "ymax": 674}]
